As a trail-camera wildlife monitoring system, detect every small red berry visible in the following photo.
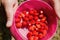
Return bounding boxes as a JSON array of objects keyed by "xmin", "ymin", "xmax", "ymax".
[
  {"xmin": 15, "ymin": 18, "xmax": 20, "ymax": 23},
  {"xmin": 22, "ymin": 21, "xmax": 27, "ymax": 26},
  {"xmin": 21, "ymin": 13, "xmax": 25, "ymax": 17},
  {"xmin": 23, "ymin": 17, "xmax": 29, "ymax": 21},
  {"xmin": 23, "ymin": 11, "xmax": 26, "ymax": 14},
  {"xmin": 36, "ymin": 21, "xmax": 40, "ymax": 24},
  {"xmin": 45, "ymin": 21, "xmax": 48, "ymax": 24},
  {"xmin": 32, "ymin": 31, "xmax": 38, "ymax": 36},
  {"xmin": 41, "ymin": 26, "xmax": 45, "ymax": 29},
  {"xmin": 34, "ymin": 13, "xmax": 39, "ymax": 16},
  {"xmin": 38, "ymin": 33, "xmax": 43, "ymax": 38},
  {"xmin": 28, "ymin": 36, "xmax": 34, "ymax": 40},
  {"xmin": 27, "ymin": 32, "xmax": 33, "ymax": 37},
  {"xmin": 16, "ymin": 22, "xmax": 22, "ymax": 28},
  {"xmin": 39, "ymin": 14, "xmax": 44, "ymax": 18},
  {"xmin": 30, "ymin": 20, "xmax": 35, "ymax": 25},
  {"xmin": 34, "ymin": 36, "xmax": 38, "ymax": 40},
  {"xmin": 28, "ymin": 26, "xmax": 35, "ymax": 31},
  {"xmin": 30, "ymin": 10, "xmax": 34, "ymax": 15},
  {"xmin": 39, "ymin": 22, "xmax": 46, "ymax": 27},
  {"xmin": 25, "ymin": 12, "xmax": 29, "ymax": 17},
  {"xmin": 44, "ymin": 25, "xmax": 48, "ymax": 30},
  {"xmin": 33, "ymin": 25, "xmax": 36, "ymax": 28},
  {"xmin": 36, "ymin": 24, "xmax": 41, "ymax": 28},
  {"xmin": 28, "ymin": 22, "xmax": 32, "ymax": 26},
  {"xmin": 29, "ymin": 15, "xmax": 33, "ymax": 20},
  {"xmin": 33, "ymin": 9, "xmax": 37, "ymax": 13},
  {"xmin": 38, "ymin": 29, "xmax": 43, "ymax": 32},
  {"xmin": 41, "ymin": 17, "xmax": 46, "ymax": 22},
  {"xmin": 35, "ymin": 28, "xmax": 39, "ymax": 31},
  {"xmin": 34, "ymin": 16, "xmax": 38, "ymax": 20},
  {"xmin": 18, "ymin": 14, "xmax": 22, "ymax": 18},
  {"xmin": 42, "ymin": 30, "xmax": 47, "ymax": 37}
]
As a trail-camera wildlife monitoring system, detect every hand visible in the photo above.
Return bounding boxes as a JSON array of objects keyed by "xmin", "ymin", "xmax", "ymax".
[
  {"xmin": 53, "ymin": 0, "xmax": 60, "ymax": 18},
  {"xmin": 2, "ymin": 0, "xmax": 18, "ymax": 27}
]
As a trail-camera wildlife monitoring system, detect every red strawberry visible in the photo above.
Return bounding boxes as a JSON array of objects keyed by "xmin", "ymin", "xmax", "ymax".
[
  {"xmin": 34, "ymin": 36, "xmax": 38, "ymax": 40},
  {"xmin": 16, "ymin": 22, "xmax": 22, "ymax": 28}
]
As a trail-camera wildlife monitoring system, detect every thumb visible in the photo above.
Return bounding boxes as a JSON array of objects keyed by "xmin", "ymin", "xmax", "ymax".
[
  {"xmin": 6, "ymin": 3, "xmax": 18, "ymax": 27},
  {"xmin": 5, "ymin": 2, "xmax": 18, "ymax": 27},
  {"xmin": 53, "ymin": 0, "xmax": 60, "ymax": 18},
  {"xmin": 5, "ymin": 7, "xmax": 14, "ymax": 27}
]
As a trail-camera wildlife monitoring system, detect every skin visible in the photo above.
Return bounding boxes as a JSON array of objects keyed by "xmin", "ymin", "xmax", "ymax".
[{"xmin": 53, "ymin": 0, "xmax": 60, "ymax": 18}]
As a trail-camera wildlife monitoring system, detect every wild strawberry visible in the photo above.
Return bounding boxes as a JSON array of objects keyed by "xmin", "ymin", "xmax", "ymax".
[
  {"xmin": 27, "ymin": 32, "xmax": 33, "ymax": 37},
  {"xmin": 23, "ymin": 11, "xmax": 26, "ymax": 14},
  {"xmin": 38, "ymin": 33, "xmax": 43, "ymax": 38},
  {"xmin": 25, "ymin": 12, "xmax": 29, "ymax": 17},
  {"xmin": 15, "ymin": 18, "xmax": 20, "ymax": 23},
  {"xmin": 39, "ymin": 14, "xmax": 44, "ymax": 18},
  {"xmin": 23, "ymin": 17, "xmax": 29, "ymax": 21},
  {"xmin": 20, "ymin": 13, "xmax": 25, "ymax": 17},
  {"xmin": 32, "ymin": 31, "xmax": 38, "ymax": 36},
  {"xmin": 28, "ymin": 36, "xmax": 34, "ymax": 40},
  {"xmin": 36, "ymin": 21, "xmax": 40, "ymax": 24},
  {"xmin": 29, "ymin": 15, "xmax": 33, "ymax": 20},
  {"xmin": 42, "ymin": 30, "xmax": 47, "ymax": 37},
  {"xmin": 44, "ymin": 25, "xmax": 48, "ymax": 30},
  {"xmin": 28, "ymin": 26, "xmax": 35, "ymax": 31},
  {"xmin": 36, "ymin": 24, "xmax": 41, "ymax": 28},
  {"xmin": 22, "ymin": 21, "xmax": 27, "ymax": 26},
  {"xmin": 34, "ymin": 13, "xmax": 39, "ymax": 16},
  {"xmin": 16, "ymin": 22, "xmax": 22, "ymax": 28},
  {"xmin": 30, "ymin": 10, "xmax": 34, "ymax": 15},
  {"xmin": 34, "ymin": 16, "xmax": 38, "ymax": 20},
  {"xmin": 41, "ymin": 26, "xmax": 45, "ymax": 29},
  {"xmin": 39, "ymin": 22, "xmax": 46, "ymax": 27},
  {"xmin": 34, "ymin": 36, "xmax": 38, "ymax": 40},
  {"xmin": 35, "ymin": 28, "xmax": 39, "ymax": 31},
  {"xmin": 41, "ymin": 17, "xmax": 46, "ymax": 22},
  {"xmin": 30, "ymin": 20, "xmax": 35, "ymax": 25},
  {"xmin": 18, "ymin": 14, "xmax": 22, "ymax": 18},
  {"xmin": 28, "ymin": 22, "xmax": 32, "ymax": 26},
  {"xmin": 33, "ymin": 9, "xmax": 37, "ymax": 13},
  {"xmin": 38, "ymin": 29, "xmax": 43, "ymax": 32}
]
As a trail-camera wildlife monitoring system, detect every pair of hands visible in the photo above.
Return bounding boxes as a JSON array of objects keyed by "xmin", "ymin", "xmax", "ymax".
[{"xmin": 1, "ymin": 0, "xmax": 60, "ymax": 27}]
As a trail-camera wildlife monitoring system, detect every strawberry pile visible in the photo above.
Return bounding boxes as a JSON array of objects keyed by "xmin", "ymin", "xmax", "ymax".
[{"xmin": 15, "ymin": 9, "xmax": 48, "ymax": 40}]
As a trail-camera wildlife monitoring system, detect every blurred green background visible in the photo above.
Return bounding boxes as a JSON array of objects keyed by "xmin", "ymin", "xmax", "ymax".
[{"xmin": 0, "ymin": 0, "xmax": 60, "ymax": 40}]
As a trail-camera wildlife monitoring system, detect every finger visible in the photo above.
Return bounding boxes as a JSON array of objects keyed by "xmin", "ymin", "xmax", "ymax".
[
  {"xmin": 53, "ymin": 0, "xmax": 60, "ymax": 18},
  {"xmin": 5, "ymin": 1, "xmax": 18, "ymax": 27},
  {"xmin": 13, "ymin": 2, "xmax": 18, "ymax": 14},
  {"xmin": 5, "ymin": 7, "xmax": 14, "ymax": 27}
]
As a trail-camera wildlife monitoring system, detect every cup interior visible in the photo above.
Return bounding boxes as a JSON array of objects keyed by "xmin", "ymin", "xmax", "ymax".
[{"xmin": 11, "ymin": 1, "xmax": 57, "ymax": 40}]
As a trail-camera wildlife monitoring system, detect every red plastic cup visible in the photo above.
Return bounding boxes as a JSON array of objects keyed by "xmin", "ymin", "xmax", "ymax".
[{"xmin": 10, "ymin": 0, "xmax": 58, "ymax": 40}]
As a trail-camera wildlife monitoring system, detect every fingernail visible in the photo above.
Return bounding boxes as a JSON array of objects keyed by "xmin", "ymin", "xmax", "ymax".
[{"xmin": 6, "ymin": 20, "xmax": 12, "ymax": 27}]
